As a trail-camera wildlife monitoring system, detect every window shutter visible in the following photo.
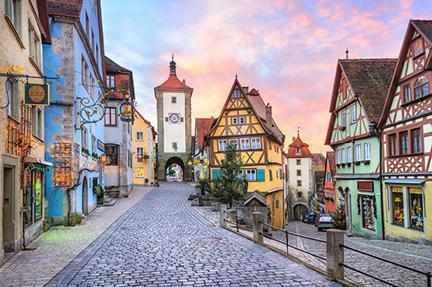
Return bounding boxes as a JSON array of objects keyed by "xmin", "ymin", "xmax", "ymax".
[
  {"xmin": 256, "ymin": 169, "xmax": 265, "ymax": 182},
  {"xmin": 212, "ymin": 169, "xmax": 221, "ymax": 180}
]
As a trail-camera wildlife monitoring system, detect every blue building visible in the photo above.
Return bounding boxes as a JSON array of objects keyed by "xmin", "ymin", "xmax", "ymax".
[{"xmin": 43, "ymin": 0, "xmax": 105, "ymax": 225}]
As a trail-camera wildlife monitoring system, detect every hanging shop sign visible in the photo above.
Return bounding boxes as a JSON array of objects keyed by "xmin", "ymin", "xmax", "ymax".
[
  {"xmin": 97, "ymin": 139, "xmax": 105, "ymax": 152},
  {"xmin": 25, "ymin": 82, "xmax": 50, "ymax": 106}
]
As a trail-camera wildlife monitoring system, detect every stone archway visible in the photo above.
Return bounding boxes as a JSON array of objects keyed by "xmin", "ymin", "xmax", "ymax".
[
  {"xmin": 165, "ymin": 157, "xmax": 185, "ymax": 182},
  {"xmin": 293, "ymin": 203, "xmax": 308, "ymax": 221}
]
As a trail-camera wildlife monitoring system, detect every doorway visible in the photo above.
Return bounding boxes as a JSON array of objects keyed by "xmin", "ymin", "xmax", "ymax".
[
  {"xmin": 82, "ymin": 177, "xmax": 88, "ymax": 215},
  {"xmin": 3, "ymin": 166, "xmax": 15, "ymax": 253},
  {"xmin": 293, "ymin": 204, "xmax": 308, "ymax": 221},
  {"xmin": 165, "ymin": 157, "xmax": 185, "ymax": 182}
]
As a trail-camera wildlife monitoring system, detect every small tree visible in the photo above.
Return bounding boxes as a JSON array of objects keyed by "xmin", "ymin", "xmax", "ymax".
[
  {"xmin": 211, "ymin": 144, "xmax": 247, "ymax": 208},
  {"xmin": 332, "ymin": 203, "xmax": 346, "ymax": 230}
]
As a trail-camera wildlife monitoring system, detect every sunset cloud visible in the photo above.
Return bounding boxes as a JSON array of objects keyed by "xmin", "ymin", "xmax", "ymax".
[{"xmin": 102, "ymin": 0, "xmax": 432, "ymax": 153}]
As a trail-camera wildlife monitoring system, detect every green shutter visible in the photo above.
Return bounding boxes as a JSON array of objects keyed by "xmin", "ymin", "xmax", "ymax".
[
  {"xmin": 212, "ymin": 169, "xmax": 221, "ymax": 180},
  {"xmin": 256, "ymin": 169, "xmax": 265, "ymax": 182}
]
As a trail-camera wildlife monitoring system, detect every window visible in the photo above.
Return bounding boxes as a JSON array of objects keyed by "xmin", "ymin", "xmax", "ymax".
[
  {"xmin": 136, "ymin": 168, "xmax": 144, "ymax": 178},
  {"xmin": 414, "ymin": 76, "xmax": 429, "ymax": 99},
  {"xmin": 90, "ymin": 75, "xmax": 95, "ymax": 97},
  {"xmin": 81, "ymin": 126, "xmax": 88, "ymax": 150},
  {"xmin": 251, "ymin": 138, "xmax": 261, "ymax": 149},
  {"xmin": 136, "ymin": 131, "xmax": 144, "ymax": 141},
  {"xmin": 82, "ymin": 56, "xmax": 89, "ymax": 90},
  {"xmin": 350, "ymin": 104, "xmax": 356, "ymax": 124},
  {"xmin": 413, "ymin": 37, "xmax": 424, "ymax": 57},
  {"xmin": 360, "ymin": 195, "xmax": 376, "ymax": 231},
  {"xmin": 229, "ymin": 139, "xmax": 238, "ymax": 150},
  {"xmin": 6, "ymin": 77, "xmax": 19, "ymax": 119},
  {"xmin": 85, "ymin": 12, "xmax": 89, "ymax": 36},
  {"xmin": 326, "ymin": 172, "xmax": 332, "ymax": 183},
  {"xmin": 95, "ymin": 45, "xmax": 99, "ymax": 65},
  {"xmin": 104, "ymin": 107, "xmax": 116, "ymax": 126},
  {"xmin": 91, "ymin": 134, "xmax": 96, "ymax": 154},
  {"xmin": 243, "ymin": 169, "xmax": 256, "ymax": 181},
  {"xmin": 355, "ymin": 144, "xmax": 362, "ymax": 162},
  {"xmin": 231, "ymin": 117, "xmax": 238, "ymax": 124},
  {"xmin": 296, "ymin": 169, "xmax": 301, "ymax": 176},
  {"xmin": 364, "ymin": 143, "xmax": 371, "ymax": 161},
  {"xmin": 23, "ymin": 169, "xmax": 43, "ymax": 226},
  {"xmin": 347, "ymin": 146, "xmax": 352, "ymax": 163},
  {"xmin": 239, "ymin": 116, "xmax": 246, "ymax": 124},
  {"xmin": 137, "ymin": 147, "xmax": 144, "ymax": 162},
  {"xmin": 388, "ymin": 134, "xmax": 397, "ymax": 156},
  {"xmin": 171, "ymin": 96, "xmax": 176, "ymax": 104},
  {"xmin": 233, "ymin": 89, "xmax": 241, "ymax": 98},
  {"xmin": 341, "ymin": 148, "xmax": 346, "ymax": 163},
  {"xmin": 218, "ymin": 139, "xmax": 227, "ymax": 151},
  {"xmin": 296, "ymin": 159, "xmax": 301, "ymax": 165},
  {"xmin": 107, "ymin": 74, "xmax": 115, "ymax": 88},
  {"xmin": 240, "ymin": 138, "xmax": 250, "ymax": 150},
  {"xmin": 297, "ymin": 180, "xmax": 302, "ymax": 187},
  {"xmin": 269, "ymin": 170, "xmax": 273, "ymax": 181},
  {"xmin": 399, "ymin": 131, "xmax": 408, "ymax": 155},
  {"xmin": 391, "ymin": 187, "xmax": 404, "ymax": 226},
  {"xmin": 412, "ymin": 128, "xmax": 422, "ymax": 154},
  {"xmin": 91, "ymin": 30, "xmax": 94, "ymax": 52},
  {"xmin": 340, "ymin": 109, "xmax": 347, "ymax": 127},
  {"xmin": 275, "ymin": 200, "xmax": 279, "ymax": 209},
  {"xmin": 297, "ymin": 191, "xmax": 302, "ymax": 198},
  {"xmin": 5, "ymin": 0, "xmax": 21, "ymax": 35},
  {"xmin": 403, "ymin": 84, "xmax": 412, "ymax": 103},
  {"xmin": 121, "ymin": 79, "xmax": 129, "ymax": 92},
  {"xmin": 28, "ymin": 22, "xmax": 41, "ymax": 67},
  {"xmin": 31, "ymin": 106, "xmax": 43, "ymax": 139},
  {"xmin": 408, "ymin": 187, "xmax": 424, "ymax": 231},
  {"xmin": 172, "ymin": 142, "xmax": 178, "ymax": 151},
  {"xmin": 336, "ymin": 149, "xmax": 341, "ymax": 164},
  {"xmin": 296, "ymin": 147, "xmax": 301, "ymax": 155}
]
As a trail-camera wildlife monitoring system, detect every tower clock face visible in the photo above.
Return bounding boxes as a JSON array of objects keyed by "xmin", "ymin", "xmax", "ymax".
[{"xmin": 168, "ymin": 113, "xmax": 181, "ymax": 124}]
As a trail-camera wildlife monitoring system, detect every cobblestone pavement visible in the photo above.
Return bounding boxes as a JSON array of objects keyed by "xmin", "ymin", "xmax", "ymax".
[
  {"xmin": 195, "ymin": 207, "xmax": 432, "ymax": 287},
  {"xmin": 0, "ymin": 186, "xmax": 152, "ymax": 287},
  {"xmin": 47, "ymin": 182, "xmax": 338, "ymax": 287}
]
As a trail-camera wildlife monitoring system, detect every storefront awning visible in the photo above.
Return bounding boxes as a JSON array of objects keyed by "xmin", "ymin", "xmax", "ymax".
[
  {"xmin": 24, "ymin": 155, "xmax": 53, "ymax": 167},
  {"xmin": 383, "ymin": 179, "xmax": 425, "ymax": 185}
]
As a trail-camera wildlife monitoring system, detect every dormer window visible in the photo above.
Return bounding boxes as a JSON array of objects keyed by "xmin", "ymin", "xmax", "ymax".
[
  {"xmin": 234, "ymin": 89, "xmax": 241, "ymax": 98},
  {"xmin": 414, "ymin": 76, "xmax": 429, "ymax": 99},
  {"xmin": 107, "ymin": 74, "xmax": 115, "ymax": 88},
  {"xmin": 296, "ymin": 147, "xmax": 301, "ymax": 155},
  {"xmin": 413, "ymin": 37, "xmax": 424, "ymax": 58}
]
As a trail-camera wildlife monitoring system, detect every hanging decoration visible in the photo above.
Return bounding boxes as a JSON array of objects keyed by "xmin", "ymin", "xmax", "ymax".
[{"xmin": 25, "ymin": 82, "xmax": 50, "ymax": 106}]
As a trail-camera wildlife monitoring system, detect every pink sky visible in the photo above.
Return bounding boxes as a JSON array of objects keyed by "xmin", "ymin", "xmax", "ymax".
[{"xmin": 102, "ymin": 0, "xmax": 432, "ymax": 154}]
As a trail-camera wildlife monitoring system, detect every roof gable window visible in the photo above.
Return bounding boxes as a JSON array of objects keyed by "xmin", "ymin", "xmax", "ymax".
[{"xmin": 414, "ymin": 76, "xmax": 429, "ymax": 100}]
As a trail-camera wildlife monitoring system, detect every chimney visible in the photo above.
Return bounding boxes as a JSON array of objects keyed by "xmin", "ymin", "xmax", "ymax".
[
  {"xmin": 242, "ymin": 86, "xmax": 249, "ymax": 94},
  {"xmin": 183, "ymin": 79, "xmax": 186, "ymax": 84},
  {"xmin": 266, "ymin": 103, "xmax": 272, "ymax": 128}
]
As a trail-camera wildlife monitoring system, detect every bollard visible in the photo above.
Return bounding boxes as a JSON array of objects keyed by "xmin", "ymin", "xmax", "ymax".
[
  {"xmin": 220, "ymin": 204, "xmax": 227, "ymax": 228},
  {"xmin": 326, "ymin": 229, "xmax": 345, "ymax": 281},
  {"xmin": 252, "ymin": 212, "xmax": 263, "ymax": 244}
]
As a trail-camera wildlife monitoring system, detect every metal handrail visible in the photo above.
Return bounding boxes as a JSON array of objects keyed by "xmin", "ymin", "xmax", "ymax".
[
  {"xmin": 259, "ymin": 221, "xmax": 326, "ymax": 243},
  {"xmin": 341, "ymin": 244, "xmax": 431, "ymax": 287}
]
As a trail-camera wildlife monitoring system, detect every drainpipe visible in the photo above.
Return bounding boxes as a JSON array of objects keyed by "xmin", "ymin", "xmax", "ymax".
[{"xmin": 378, "ymin": 130, "xmax": 385, "ymax": 240}]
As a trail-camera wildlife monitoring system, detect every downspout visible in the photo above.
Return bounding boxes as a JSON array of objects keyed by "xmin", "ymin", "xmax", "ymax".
[{"xmin": 379, "ymin": 129, "xmax": 385, "ymax": 240}]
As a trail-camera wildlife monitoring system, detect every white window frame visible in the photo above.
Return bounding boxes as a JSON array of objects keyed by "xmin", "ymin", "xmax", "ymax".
[
  {"xmin": 231, "ymin": 117, "xmax": 238, "ymax": 124},
  {"xmin": 239, "ymin": 116, "xmax": 246, "ymax": 124},
  {"xmin": 364, "ymin": 143, "xmax": 371, "ymax": 161},
  {"xmin": 31, "ymin": 106, "xmax": 43, "ymax": 139},
  {"xmin": 233, "ymin": 89, "xmax": 241, "ymax": 98},
  {"xmin": 136, "ymin": 131, "xmax": 144, "ymax": 141},
  {"xmin": 251, "ymin": 137, "xmax": 261, "ymax": 149},
  {"xmin": 218, "ymin": 139, "xmax": 228, "ymax": 152},
  {"xmin": 5, "ymin": 0, "xmax": 21, "ymax": 35},
  {"xmin": 355, "ymin": 144, "xmax": 362, "ymax": 162},
  {"xmin": 347, "ymin": 146, "xmax": 352, "ymax": 163},
  {"xmin": 243, "ymin": 169, "xmax": 257, "ymax": 181},
  {"xmin": 240, "ymin": 138, "xmax": 250, "ymax": 150},
  {"xmin": 350, "ymin": 104, "xmax": 357, "ymax": 124},
  {"xmin": 107, "ymin": 74, "xmax": 115, "ymax": 88},
  {"xmin": 341, "ymin": 109, "xmax": 347, "ymax": 127}
]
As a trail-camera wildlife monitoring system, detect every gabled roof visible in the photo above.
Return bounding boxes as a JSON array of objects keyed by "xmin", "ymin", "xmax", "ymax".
[
  {"xmin": 47, "ymin": 0, "xmax": 82, "ymax": 18},
  {"xmin": 105, "ymin": 56, "xmax": 132, "ymax": 74},
  {"xmin": 312, "ymin": 153, "xmax": 326, "ymax": 170},
  {"xmin": 207, "ymin": 77, "xmax": 285, "ymax": 145},
  {"xmin": 135, "ymin": 110, "xmax": 157, "ymax": 138},
  {"xmin": 325, "ymin": 58, "xmax": 397, "ymax": 145},
  {"xmin": 378, "ymin": 19, "xmax": 432, "ymax": 127},
  {"xmin": 326, "ymin": 151, "xmax": 336, "ymax": 175},
  {"xmin": 287, "ymin": 135, "xmax": 312, "ymax": 158},
  {"xmin": 243, "ymin": 191, "xmax": 267, "ymax": 206},
  {"xmin": 195, "ymin": 118, "xmax": 214, "ymax": 151}
]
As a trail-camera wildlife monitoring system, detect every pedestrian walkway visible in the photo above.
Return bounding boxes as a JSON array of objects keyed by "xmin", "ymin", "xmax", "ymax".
[
  {"xmin": 45, "ymin": 182, "xmax": 337, "ymax": 286},
  {"xmin": 0, "ymin": 186, "xmax": 152, "ymax": 287}
]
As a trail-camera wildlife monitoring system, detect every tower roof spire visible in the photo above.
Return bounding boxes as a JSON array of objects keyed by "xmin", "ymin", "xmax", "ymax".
[{"xmin": 170, "ymin": 54, "xmax": 176, "ymax": 76}]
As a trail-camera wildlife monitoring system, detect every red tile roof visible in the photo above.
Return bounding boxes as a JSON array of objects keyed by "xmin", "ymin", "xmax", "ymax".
[
  {"xmin": 195, "ymin": 118, "xmax": 214, "ymax": 151},
  {"xmin": 286, "ymin": 135, "xmax": 312, "ymax": 158},
  {"xmin": 156, "ymin": 75, "xmax": 192, "ymax": 90},
  {"xmin": 47, "ymin": 0, "xmax": 82, "ymax": 18}
]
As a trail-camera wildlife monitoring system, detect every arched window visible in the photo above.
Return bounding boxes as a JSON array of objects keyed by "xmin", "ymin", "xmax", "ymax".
[{"xmin": 414, "ymin": 76, "xmax": 429, "ymax": 99}]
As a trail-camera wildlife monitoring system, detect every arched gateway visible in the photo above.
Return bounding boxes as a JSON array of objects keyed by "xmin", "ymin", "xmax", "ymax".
[
  {"xmin": 165, "ymin": 157, "xmax": 185, "ymax": 181},
  {"xmin": 154, "ymin": 56, "xmax": 193, "ymax": 181}
]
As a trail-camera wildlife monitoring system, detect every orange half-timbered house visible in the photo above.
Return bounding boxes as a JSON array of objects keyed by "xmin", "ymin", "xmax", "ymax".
[
  {"xmin": 378, "ymin": 20, "xmax": 432, "ymax": 243},
  {"xmin": 207, "ymin": 78, "xmax": 285, "ymax": 228}
]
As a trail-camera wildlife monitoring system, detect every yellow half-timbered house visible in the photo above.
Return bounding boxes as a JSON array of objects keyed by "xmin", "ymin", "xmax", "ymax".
[{"xmin": 207, "ymin": 78, "xmax": 286, "ymax": 228}]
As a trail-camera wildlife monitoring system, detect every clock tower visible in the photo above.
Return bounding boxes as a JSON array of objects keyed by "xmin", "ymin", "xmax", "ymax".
[{"xmin": 154, "ymin": 56, "xmax": 193, "ymax": 181}]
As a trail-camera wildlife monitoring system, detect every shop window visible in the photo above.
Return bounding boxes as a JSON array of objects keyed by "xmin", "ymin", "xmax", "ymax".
[
  {"xmin": 360, "ymin": 195, "xmax": 376, "ymax": 231},
  {"xmin": 105, "ymin": 144, "xmax": 118, "ymax": 165},
  {"xmin": 414, "ymin": 76, "xmax": 429, "ymax": 99},
  {"xmin": 24, "ymin": 169, "xmax": 43, "ymax": 226},
  {"xmin": 391, "ymin": 187, "xmax": 404, "ymax": 226},
  {"xmin": 408, "ymin": 187, "xmax": 424, "ymax": 231}
]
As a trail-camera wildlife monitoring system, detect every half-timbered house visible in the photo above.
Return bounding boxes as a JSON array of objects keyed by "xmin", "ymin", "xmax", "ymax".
[
  {"xmin": 207, "ymin": 78, "xmax": 285, "ymax": 228},
  {"xmin": 326, "ymin": 58, "xmax": 396, "ymax": 239},
  {"xmin": 378, "ymin": 20, "xmax": 432, "ymax": 244},
  {"xmin": 323, "ymin": 151, "xmax": 337, "ymax": 214}
]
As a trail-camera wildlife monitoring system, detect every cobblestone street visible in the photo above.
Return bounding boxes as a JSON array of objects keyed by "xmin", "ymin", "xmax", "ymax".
[{"xmin": 45, "ymin": 183, "xmax": 337, "ymax": 287}]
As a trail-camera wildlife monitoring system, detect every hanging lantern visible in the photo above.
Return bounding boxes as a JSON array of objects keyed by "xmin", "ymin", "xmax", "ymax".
[{"xmin": 119, "ymin": 93, "xmax": 134, "ymax": 122}]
